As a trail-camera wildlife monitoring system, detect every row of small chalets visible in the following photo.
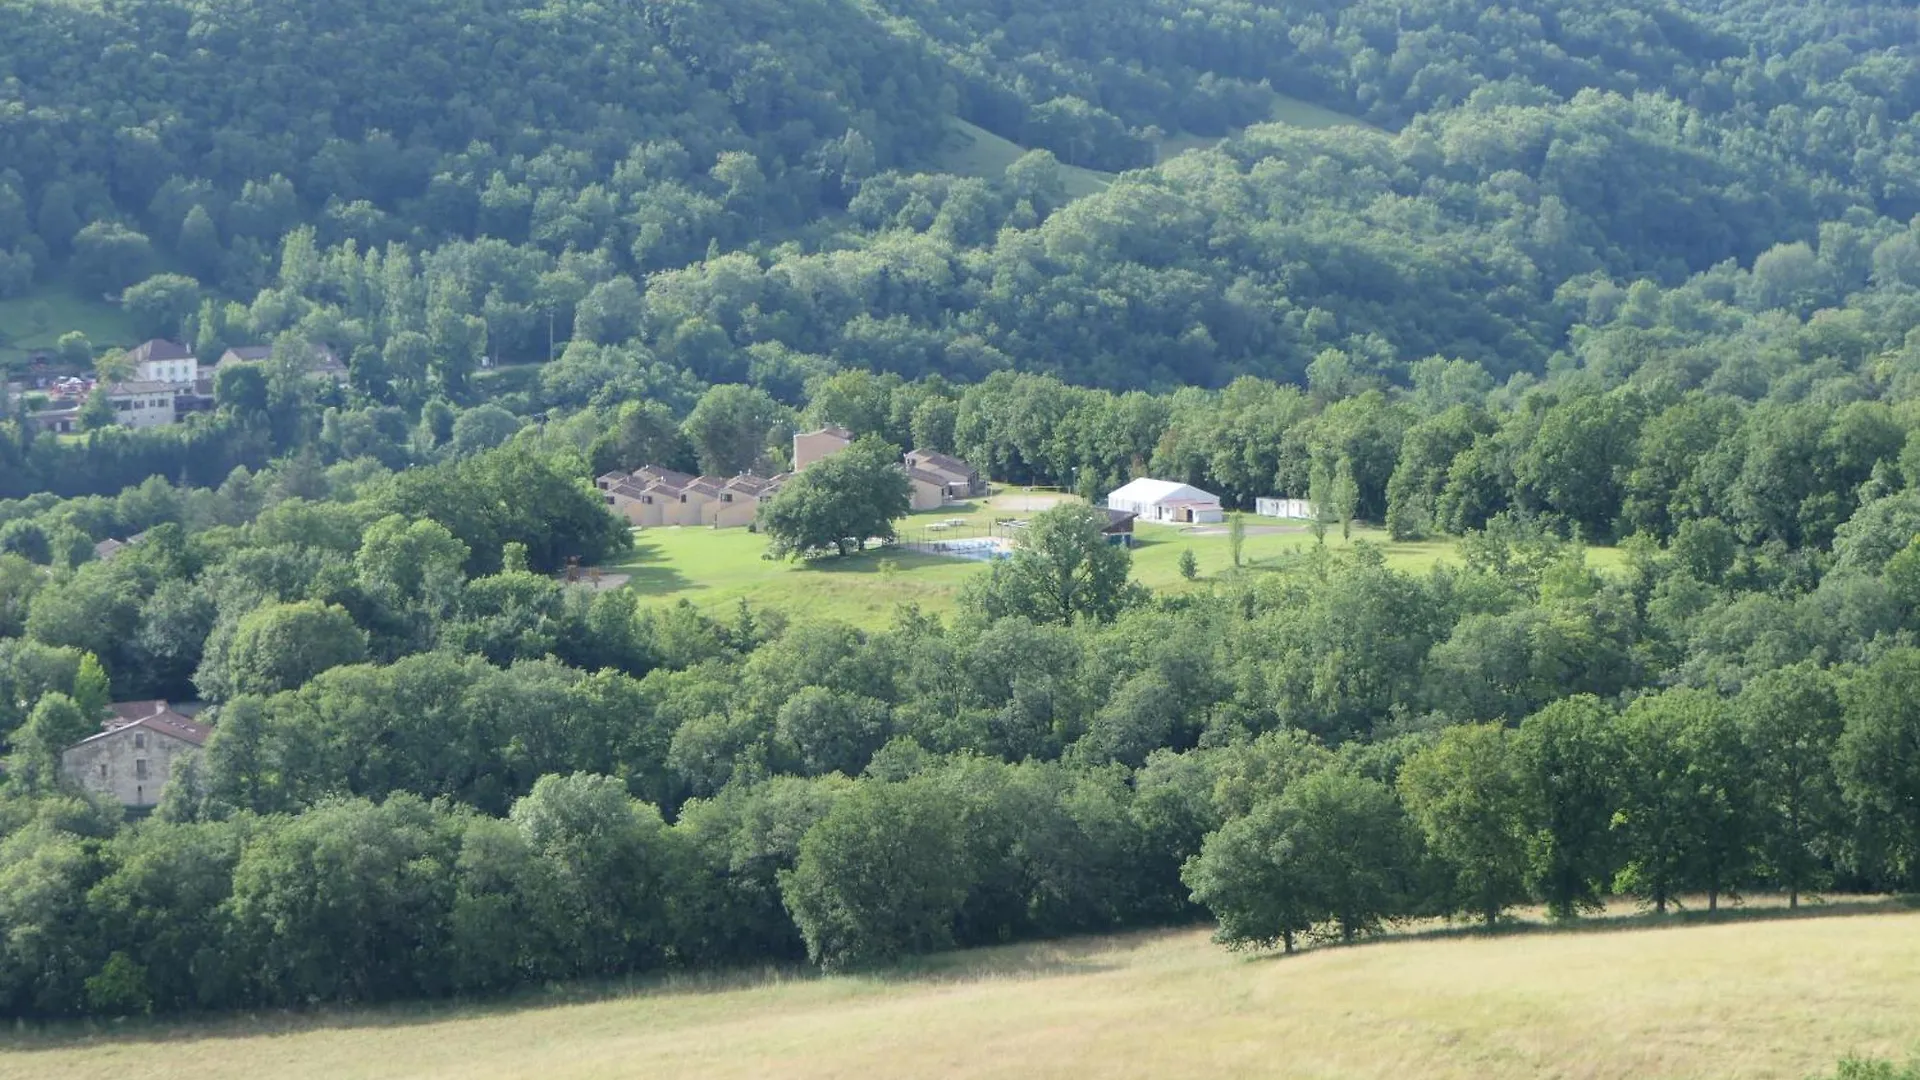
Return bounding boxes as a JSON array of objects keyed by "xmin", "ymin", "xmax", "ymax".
[{"xmin": 595, "ymin": 426, "xmax": 985, "ymax": 529}]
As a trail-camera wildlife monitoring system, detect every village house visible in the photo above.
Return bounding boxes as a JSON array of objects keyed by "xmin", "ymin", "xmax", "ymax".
[
  {"xmin": 126, "ymin": 339, "xmax": 197, "ymax": 387},
  {"xmin": 26, "ymin": 405, "xmax": 80, "ymax": 434},
  {"xmin": 1105, "ymin": 478, "xmax": 1225, "ymax": 524},
  {"xmin": 904, "ymin": 449, "xmax": 986, "ymax": 499},
  {"xmin": 93, "ymin": 530, "xmax": 148, "ymax": 563},
  {"xmin": 105, "ymin": 380, "xmax": 180, "ymax": 428},
  {"xmin": 792, "ymin": 425, "xmax": 853, "ymax": 470},
  {"xmin": 708, "ymin": 474, "xmax": 780, "ymax": 528},
  {"xmin": 217, "ymin": 342, "xmax": 350, "ymax": 384},
  {"xmin": 61, "ymin": 701, "xmax": 210, "ymax": 810},
  {"xmin": 906, "ymin": 467, "xmax": 951, "ymax": 512}
]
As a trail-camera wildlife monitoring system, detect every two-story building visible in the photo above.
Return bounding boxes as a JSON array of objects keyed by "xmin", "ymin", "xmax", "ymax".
[
  {"xmin": 126, "ymin": 339, "xmax": 197, "ymax": 387},
  {"xmin": 104, "ymin": 380, "xmax": 180, "ymax": 428},
  {"xmin": 61, "ymin": 701, "xmax": 210, "ymax": 810},
  {"xmin": 904, "ymin": 450, "xmax": 986, "ymax": 500},
  {"xmin": 792, "ymin": 426, "xmax": 853, "ymax": 470}
]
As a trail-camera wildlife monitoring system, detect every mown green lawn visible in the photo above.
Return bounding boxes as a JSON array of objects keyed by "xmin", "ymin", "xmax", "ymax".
[
  {"xmin": 609, "ymin": 492, "xmax": 1625, "ymax": 628},
  {"xmin": 0, "ymin": 284, "xmax": 137, "ymax": 366},
  {"xmin": 608, "ymin": 527, "xmax": 983, "ymax": 626}
]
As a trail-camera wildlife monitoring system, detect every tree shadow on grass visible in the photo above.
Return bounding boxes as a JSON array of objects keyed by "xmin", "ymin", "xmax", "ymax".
[
  {"xmin": 0, "ymin": 928, "xmax": 1165, "ymax": 1052},
  {"xmin": 612, "ymin": 559, "xmax": 694, "ymax": 595},
  {"xmin": 1249, "ymin": 894, "xmax": 1920, "ymax": 965},
  {"xmin": 857, "ymin": 927, "xmax": 1167, "ymax": 986},
  {"xmin": 808, "ymin": 549, "xmax": 959, "ymax": 575}
]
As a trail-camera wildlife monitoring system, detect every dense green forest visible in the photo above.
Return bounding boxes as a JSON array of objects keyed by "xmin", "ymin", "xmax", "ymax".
[{"xmin": 4, "ymin": 0, "xmax": 1920, "ymax": 1021}]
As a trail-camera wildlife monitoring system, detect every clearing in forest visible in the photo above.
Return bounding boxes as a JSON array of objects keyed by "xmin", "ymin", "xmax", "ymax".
[{"xmin": 606, "ymin": 492, "xmax": 1625, "ymax": 627}]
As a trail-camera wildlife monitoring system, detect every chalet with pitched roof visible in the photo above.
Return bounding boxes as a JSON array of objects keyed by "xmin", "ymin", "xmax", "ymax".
[
  {"xmin": 792, "ymin": 425, "xmax": 853, "ymax": 471},
  {"xmin": 904, "ymin": 449, "xmax": 985, "ymax": 499}
]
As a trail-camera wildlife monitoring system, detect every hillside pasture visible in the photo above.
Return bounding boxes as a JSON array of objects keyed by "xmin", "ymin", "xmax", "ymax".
[
  {"xmin": 1156, "ymin": 91, "xmax": 1386, "ymax": 162},
  {"xmin": 933, "ymin": 118, "xmax": 1116, "ymax": 198},
  {"xmin": 0, "ymin": 285, "xmax": 137, "ymax": 367},
  {"xmin": 7, "ymin": 904, "xmax": 1916, "ymax": 1080}
]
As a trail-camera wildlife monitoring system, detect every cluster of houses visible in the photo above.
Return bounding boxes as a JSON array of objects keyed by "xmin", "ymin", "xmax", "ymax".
[
  {"xmin": 60, "ymin": 700, "xmax": 209, "ymax": 811},
  {"xmin": 597, "ymin": 426, "xmax": 987, "ymax": 529},
  {"xmin": 23, "ymin": 338, "xmax": 347, "ymax": 434}
]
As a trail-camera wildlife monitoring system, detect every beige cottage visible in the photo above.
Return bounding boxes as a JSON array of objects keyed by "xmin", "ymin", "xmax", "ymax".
[
  {"xmin": 907, "ymin": 467, "xmax": 950, "ymax": 512},
  {"xmin": 792, "ymin": 426, "xmax": 853, "ymax": 471},
  {"xmin": 62, "ymin": 702, "xmax": 209, "ymax": 810},
  {"xmin": 904, "ymin": 450, "xmax": 985, "ymax": 499},
  {"xmin": 705, "ymin": 475, "xmax": 779, "ymax": 528}
]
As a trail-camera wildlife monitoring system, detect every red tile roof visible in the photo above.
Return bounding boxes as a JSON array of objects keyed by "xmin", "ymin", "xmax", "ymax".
[{"xmin": 81, "ymin": 704, "xmax": 210, "ymax": 749}]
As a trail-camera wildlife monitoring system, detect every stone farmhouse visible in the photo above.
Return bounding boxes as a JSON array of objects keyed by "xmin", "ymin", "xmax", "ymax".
[
  {"xmin": 598, "ymin": 428, "xmax": 986, "ymax": 528},
  {"xmin": 61, "ymin": 700, "xmax": 210, "ymax": 810},
  {"xmin": 103, "ymin": 380, "xmax": 180, "ymax": 428},
  {"xmin": 216, "ymin": 342, "xmax": 350, "ymax": 385}
]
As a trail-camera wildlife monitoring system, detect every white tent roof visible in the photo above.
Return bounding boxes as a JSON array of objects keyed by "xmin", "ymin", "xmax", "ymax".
[{"xmin": 1106, "ymin": 478, "xmax": 1220, "ymax": 506}]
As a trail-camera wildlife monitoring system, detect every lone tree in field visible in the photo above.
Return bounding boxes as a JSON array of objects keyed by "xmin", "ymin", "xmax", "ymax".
[
  {"xmin": 962, "ymin": 502, "xmax": 1142, "ymax": 625},
  {"xmin": 759, "ymin": 435, "xmax": 910, "ymax": 558}
]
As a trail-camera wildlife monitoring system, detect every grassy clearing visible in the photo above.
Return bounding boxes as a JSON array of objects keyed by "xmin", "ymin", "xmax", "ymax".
[
  {"xmin": 1156, "ymin": 91, "xmax": 1386, "ymax": 163},
  {"xmin": 611, "ymin": 492, "xmax": 1625, "ymax": 627},
  {"xmin": 610, "ymin": 526, "xmax": 982, "ymax": 625},
  {"xmin": 0, "ymin": 284, "xmax": 137, "ymax": 365},
  {"xmin": 934, "ymin": 118, "xmax": 1115, "ymax": 198},
  {"xmin": 9, "ymin": 903, "xmax": 1916, "ymax": 1080},
  {"xmin": 935, "ymin": 94, "xmax": 1381, "ymax": 193}
]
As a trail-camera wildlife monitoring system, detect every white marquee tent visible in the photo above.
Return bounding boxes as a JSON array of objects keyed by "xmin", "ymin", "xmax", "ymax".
[{"xmin": 1105, "ymin": 478, "xmax": 1225, "ymax": 524}]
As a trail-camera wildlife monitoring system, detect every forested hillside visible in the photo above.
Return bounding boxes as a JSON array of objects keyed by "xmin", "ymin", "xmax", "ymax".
[{"xmin": 4, "ymin": 0, "xmax": 1920, "ymax": 1026}]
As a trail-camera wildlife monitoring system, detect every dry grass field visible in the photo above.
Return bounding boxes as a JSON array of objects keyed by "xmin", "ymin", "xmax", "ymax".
[{"xmin": 6, "ymin": 905, "xmax": 1916, "ymax": 1080}]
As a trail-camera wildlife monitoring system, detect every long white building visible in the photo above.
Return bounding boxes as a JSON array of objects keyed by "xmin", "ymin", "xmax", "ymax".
[{"xmin": 1105, "ymin": 478, "xmax": 1225, "ymax": 524}]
